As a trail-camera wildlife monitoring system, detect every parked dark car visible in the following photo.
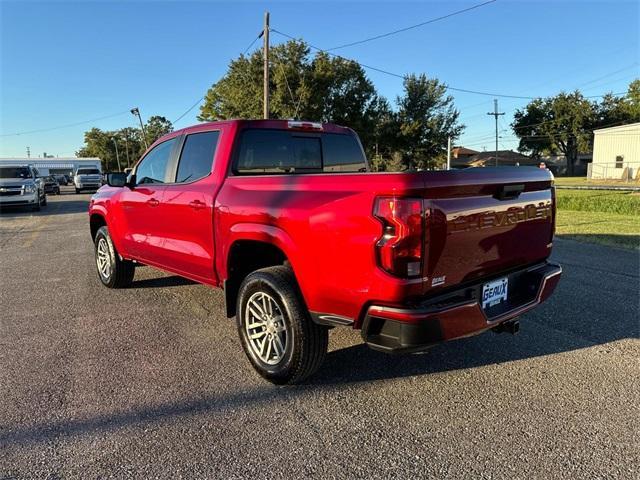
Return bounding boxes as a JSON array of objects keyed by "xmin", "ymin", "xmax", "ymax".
[
  {"xmin": 52, "ymin": 174, "xmax": 68, "ymax": 186},
  {"xmin": 42, "ymin": 176, "xmax": 60, "ymax": 195}
]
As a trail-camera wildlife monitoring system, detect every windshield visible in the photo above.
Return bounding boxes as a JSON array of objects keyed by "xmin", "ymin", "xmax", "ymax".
[
  {"xmin": 0, "ymin": 167, "xmax": 32, "ymax": 179},
  {"xmin": 77, "ymin": 168, "xmax": 100, "ymax": 175}
]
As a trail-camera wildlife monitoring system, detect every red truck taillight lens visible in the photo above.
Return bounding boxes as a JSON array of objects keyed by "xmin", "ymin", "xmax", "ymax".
[{"xmin": 374, "ymin": 197, "xmax": 423, "ymax": 278}]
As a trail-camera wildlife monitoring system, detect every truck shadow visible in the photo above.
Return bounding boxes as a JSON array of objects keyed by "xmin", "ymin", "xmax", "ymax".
[
  {"xmin": 130, "ymin": 274, "xmax": 196, "ymax": 288},
  {"xmin": 0, "ymin": 199, "xmax": 89, "ymax": 217}
]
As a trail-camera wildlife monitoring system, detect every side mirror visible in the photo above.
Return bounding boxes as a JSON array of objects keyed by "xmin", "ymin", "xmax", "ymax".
[{"xmin": 106, "ymin": 172, "xmax": 128, "ymax": 187}]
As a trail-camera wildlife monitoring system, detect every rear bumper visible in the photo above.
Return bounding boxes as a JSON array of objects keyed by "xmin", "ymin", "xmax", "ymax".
[{"xmin": 362, "ymin": 261, "xmax": 562, "ymax": 353}]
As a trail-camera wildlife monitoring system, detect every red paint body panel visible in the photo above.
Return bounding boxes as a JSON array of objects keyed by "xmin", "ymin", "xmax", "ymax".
[{"xmin": 90, "ymin": 119, "xmax": 561, "ymax": 346}]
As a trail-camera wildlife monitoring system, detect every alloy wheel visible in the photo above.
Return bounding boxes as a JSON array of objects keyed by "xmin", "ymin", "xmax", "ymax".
[
  {"xmin": 96, "ymin": 237, "xmax": 111, "ymax": 280},
  {"xmin": 244, "ymin": 291, "xmax": 287, "ymax": 365}
]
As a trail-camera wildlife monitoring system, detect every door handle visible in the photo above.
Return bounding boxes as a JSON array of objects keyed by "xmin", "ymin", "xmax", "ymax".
[
  {"xmin": 147, "ymin": 198, "xmax": 160, "ymax": 207},
  {"xmin": 189, "ymin": 200, "xmax": 206, "ymax": 210}
]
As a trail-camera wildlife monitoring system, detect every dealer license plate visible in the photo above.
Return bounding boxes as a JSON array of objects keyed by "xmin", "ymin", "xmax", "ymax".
[{"xmin": 482, "ymin": 277, "xmax": 508, "ymax": 309}]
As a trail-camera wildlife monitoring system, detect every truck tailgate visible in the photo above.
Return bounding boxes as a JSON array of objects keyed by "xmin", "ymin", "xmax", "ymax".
[{"xmin": 422, "ymin": 167, "xmax": 554, "ymax": 289}]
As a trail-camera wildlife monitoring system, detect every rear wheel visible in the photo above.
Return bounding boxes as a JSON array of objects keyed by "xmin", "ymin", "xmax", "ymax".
[
  {"xmin": 40, "ymin": 194, "xmax": 47, "ymax": 206},
  {"xmin": 94, "ymin": 226, "xmax": 135, "ymax": 288},
  {"xmin": 236, "ymin": 266, "xmax": 328, "ymax": 384},
  {"xmin": 75, "ymin": 188, "xmax": 80, "ymax": 194},
  {"xmin": 32, "ymin": 202, "xmax": 41, "ymax": 212}
]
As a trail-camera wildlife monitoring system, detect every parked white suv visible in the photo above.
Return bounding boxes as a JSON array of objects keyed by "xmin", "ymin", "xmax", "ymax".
[
  {"xmin": 0, "ymin": 165, "xmax": 46, "ymax": 211},
  {"xmin": 74, "ymin": 167, "xmax": 102, "ymax": 194}
]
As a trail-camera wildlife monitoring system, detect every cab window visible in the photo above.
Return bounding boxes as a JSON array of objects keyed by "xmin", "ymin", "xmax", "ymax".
[
  {"xmin": 136, "ymin": 138, "xmax": 177, "ymax": 184},
  {"xmin": 175, "ymin": 131, "xmax": 220, "ymax": 183}
]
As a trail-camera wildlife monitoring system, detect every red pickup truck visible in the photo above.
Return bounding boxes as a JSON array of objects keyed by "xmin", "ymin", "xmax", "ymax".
[{"xmin": 89, "ymin": 119, "xmax": 561, "ymax": 384}]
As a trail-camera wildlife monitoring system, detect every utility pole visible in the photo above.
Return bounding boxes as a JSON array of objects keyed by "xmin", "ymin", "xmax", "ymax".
[
  {"xmin": 487, "ymin": 99, "xmax": 504, "ymax": 167},
  {"xmin": 111, "ymin": 137, "xmax": 122, "ymax": 171},
  {"xmin": 123, "ymin": 132, "xmax": 131, "ymax": 168},
  {"xmin": 26, "ymin": 146, "xmax": 30, "ymax": 158},
  {"xmin": 131, "ymin": 107, "xmax": 149, "ymax": 150},
  {"xmin": 447, "ymin": 136, "xmax": 451, "ymax": 170},
  {"xmin": 263, "ymin": 11, "xmax": 270, "ymax": 119}
]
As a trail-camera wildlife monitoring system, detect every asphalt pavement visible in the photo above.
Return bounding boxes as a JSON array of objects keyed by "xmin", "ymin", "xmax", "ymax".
[{"xmin": 1, "ymin": 189, "xmax": 638, "ymax": 479}]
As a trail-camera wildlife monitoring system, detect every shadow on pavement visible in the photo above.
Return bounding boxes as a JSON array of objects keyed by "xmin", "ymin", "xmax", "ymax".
[
  {"xmin": 0, "ymin": 200, "xmax": 89, "ymax": 217},
  {"xmin": 131, "ymin": 275, "xmax": 196, "ymax": 288},
  {"xmin": 2, "ymin": 230, "xmax": 638, "ymax": 449}
]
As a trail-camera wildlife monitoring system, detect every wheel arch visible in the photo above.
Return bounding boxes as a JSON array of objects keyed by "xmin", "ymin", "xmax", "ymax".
[
  {"xmin": 90, "ymin": 212, "xmax": 108, "ymax": 241},
  {"xmin": 224, "ymin": 238, "xmax": 296, "ymax": 318}
]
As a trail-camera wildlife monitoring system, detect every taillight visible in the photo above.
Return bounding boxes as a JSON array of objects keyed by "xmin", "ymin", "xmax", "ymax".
[{"xmin": 374, "ymin": 197, "xmax": 423, "ymax": 278}]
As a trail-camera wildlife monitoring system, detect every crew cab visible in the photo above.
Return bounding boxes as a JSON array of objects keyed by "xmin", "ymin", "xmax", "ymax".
[
  {"xmin": 89, "ymin": 120, "xmax": 561, "ymax": 384},
  {"xmin": 74, "ymin": 167, "xmax": 102, "ymax": 193}
]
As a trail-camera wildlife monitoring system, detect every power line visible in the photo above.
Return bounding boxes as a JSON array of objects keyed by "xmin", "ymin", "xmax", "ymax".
[
  {"xmin": 271, "ymin": 28, "xmax": 629, "ymax": 101},
  {"xmin": 0, "ymin": 111, "xmax": 130, "ymax": 137},
  {"xmin": 327, "ymin": 0, "xmax": 497, "ymax": 51},
  {"xmin": 242, "ymin": 31, "xmax": 264, "ymax": 55},
  {"xmin": 172, "ymin": 96, "xmax": 204, "ymax": 125},
  {"xmin": 576, "ymin": 63, "xmax": 639, "ymax": 89}
]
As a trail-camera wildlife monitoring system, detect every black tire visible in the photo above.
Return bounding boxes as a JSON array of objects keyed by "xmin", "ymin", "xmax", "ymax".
[
  {"xmin": 32, "ymin": 202, "xmax": 41, "ymax": 212},
  {"xmin": 236, "ymin": 266, "xmax": 328, "ymax": 385},
  {"xmin": 94, "ymin": 226, "xmax": 135, "ymax": 288},
  {"xmin": 40, "ymin": 194, "xmax": 47, "ymax": 206},
  {"xmin": 75, "ymin": 188, "xmax": 80, "ymax": 194}
]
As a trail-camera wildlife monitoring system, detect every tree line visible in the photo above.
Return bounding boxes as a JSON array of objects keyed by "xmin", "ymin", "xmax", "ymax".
[
  {"xmin": 78, "ymin": 39, "xmax": 638, "ymax": 174},
  {"xmin": 512, "ymin": 80, "xmax": 639, "ymax": 175}
]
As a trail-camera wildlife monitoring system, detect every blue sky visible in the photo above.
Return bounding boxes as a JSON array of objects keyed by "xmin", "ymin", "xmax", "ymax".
[{"xmin": 1, "ymin": 0, "xmax": 638, "ymax": 158}]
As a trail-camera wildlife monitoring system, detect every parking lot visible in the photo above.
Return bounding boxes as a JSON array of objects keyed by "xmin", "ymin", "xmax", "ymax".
[{"xmin": 1, "ymin": 190, "xmax": 638, "ymax": 478}]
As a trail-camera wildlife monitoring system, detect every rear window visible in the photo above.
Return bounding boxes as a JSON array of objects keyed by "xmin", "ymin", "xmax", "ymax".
[
  {"xmin": 77, "ymin": 168, "xmax": 100, "ymax": 175},
  {"xmin": 235, "ymin": 129, "xmax": 367, "ymax": 174}
]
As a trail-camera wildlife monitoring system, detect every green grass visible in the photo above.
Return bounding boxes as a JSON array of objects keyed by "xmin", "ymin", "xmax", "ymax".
[
  {"xmin": 555, "ymin": 189, "xmax": 640, "ymax": 216},
  {"xmin": 556, "ymin": 210, "xmax": 640, "ymax": 249},
  {"xmin": 554, "ymin": 176, "xmax": 640, "ymax": 187}
]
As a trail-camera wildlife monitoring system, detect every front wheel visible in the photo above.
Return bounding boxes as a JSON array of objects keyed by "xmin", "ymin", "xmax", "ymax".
[
  {"xmin": 236, "ymin": 266, "xmax": 328, "ymax": 385},
  {"xmin": 94, "ymin": 226, "xmax": 135, "ymax": 288}
]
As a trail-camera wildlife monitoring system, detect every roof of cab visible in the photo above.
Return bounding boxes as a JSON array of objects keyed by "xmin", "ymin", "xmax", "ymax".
[{"xmin": 173, "ymin": 119, "xmax": 354, "ymax": 136}]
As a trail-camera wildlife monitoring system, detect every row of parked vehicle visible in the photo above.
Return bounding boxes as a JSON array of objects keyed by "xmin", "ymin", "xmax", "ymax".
[{"xmin": 0, "ymin": 164, "xmax": 105, "ymax": 212}]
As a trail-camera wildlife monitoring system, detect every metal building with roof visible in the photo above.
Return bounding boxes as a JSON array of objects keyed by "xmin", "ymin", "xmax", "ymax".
[
  {"xmin": 0, "ymin": 157, "xmax": 102, "ymax": 177},
  {"xmin": 590, "ymin": 123, "xmax": 640, "ymax": 180}
]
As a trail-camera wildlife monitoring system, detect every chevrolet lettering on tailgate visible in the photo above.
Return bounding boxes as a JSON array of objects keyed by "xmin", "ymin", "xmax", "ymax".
[{"xmin": 449, "ymin": 202, "xmax": 552, "ymax": 233}]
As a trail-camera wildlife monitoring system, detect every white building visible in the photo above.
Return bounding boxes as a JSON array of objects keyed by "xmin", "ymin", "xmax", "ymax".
[
  {"xmin": 590, "ymin": 123, "xmax": 640, "ymax": 180},
  {"xmin": 0, "ymin": 157, "xmax": 102, "ymax": 177}
]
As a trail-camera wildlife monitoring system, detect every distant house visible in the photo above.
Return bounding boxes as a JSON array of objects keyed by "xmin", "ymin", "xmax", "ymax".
[
  {"xmin": 539, "ymin": 153, "xmax": 593, "ymax": 176},
  {"xmin": 590, "ymin": 123, "xmax": 640, "ymax": 180},
  {"xmin": 451, "ymin": 149, "xmax": 535, "ymax": 168}
]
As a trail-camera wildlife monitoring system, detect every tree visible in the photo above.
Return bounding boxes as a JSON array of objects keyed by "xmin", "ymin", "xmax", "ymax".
[
  {"xmin": 143, "ymin": 116, "xmax": 173, "ymax": 150},
  {"xmin": 198, "ymin": 39, "xmax": 386, "ymax": 154},
  {"xmin": 391, "ymin": 74, "xmax": 463, "ymax": 170},
  {"xmin": 595, "ymin": 79, "xmax": 640, "ymax": 127},
  {"xmin": 512, "ymin": 80, "xmax": 639, "ymax": 176},
  {"xmin": 512, "ymin": 91, "xmax": 596, "ymax": 176},
  {"xmin": 77, "ymin": 116, "xmax": 172, "ymax": 170}
]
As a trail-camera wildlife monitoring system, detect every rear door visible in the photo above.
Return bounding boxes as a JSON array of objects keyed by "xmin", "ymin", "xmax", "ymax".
[
  {"xmin": 119, "ymin": 137, "xmax": 178, "ymax": 261},
  {"xmin": 159, "ymin": 130, "xmax": 221, "ymax": 281}
]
